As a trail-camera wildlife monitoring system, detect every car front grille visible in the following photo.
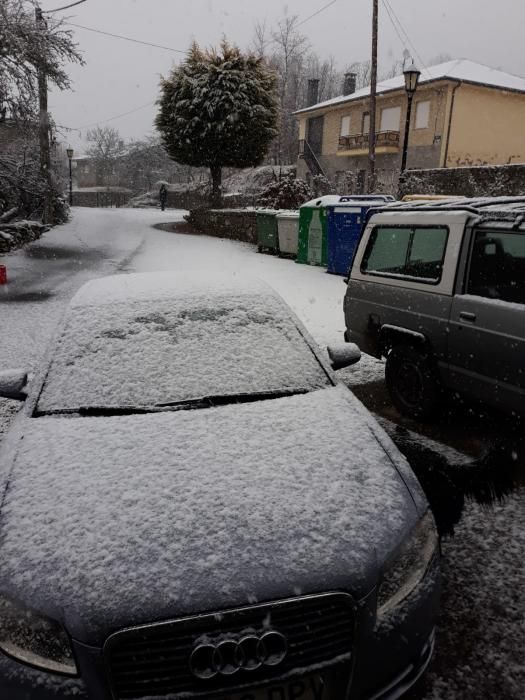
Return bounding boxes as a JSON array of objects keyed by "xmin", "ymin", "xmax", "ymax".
[{"xmin": 104, "ymin": 592, "xmax": 355, "ymax": 699}]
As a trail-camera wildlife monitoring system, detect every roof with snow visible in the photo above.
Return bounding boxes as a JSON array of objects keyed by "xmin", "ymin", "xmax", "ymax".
[
  {"xmin": 295, "ymin": 59, "xmax": 525, "ymax": 115},
  {"xmin": 70, "ymin": 271, "xmax": 273, "ymax": 307}
]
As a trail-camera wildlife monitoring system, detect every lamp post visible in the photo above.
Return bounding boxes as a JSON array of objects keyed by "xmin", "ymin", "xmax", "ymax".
[
  {"xmin": 400, "ymin": 61, "xmax": 421, "ymax": 173},
  {"xmin": 66, "ymin": 147, "xmax": 74, "ymax": 206}
]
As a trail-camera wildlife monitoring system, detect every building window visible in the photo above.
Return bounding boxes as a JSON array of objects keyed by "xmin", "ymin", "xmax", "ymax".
[
  {"xmin": 362, "ymin": 112, "xmax": 370, "ymax": 134},
  {"xmin": 380, "ymin": 106, "xmax": 401, "ymax": 132},
  {"xmin": 340, "ymin": 115, "xmax": 351, "ymax": 137},
  {"xmin": 415, "ymin": 100, "xmax": 430, "ymax": 129}
]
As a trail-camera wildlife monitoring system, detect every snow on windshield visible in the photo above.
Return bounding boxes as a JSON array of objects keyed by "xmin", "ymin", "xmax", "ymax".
[{"xmin": 37, "ymin": 292, "xmax": 329, "ymax": 412}]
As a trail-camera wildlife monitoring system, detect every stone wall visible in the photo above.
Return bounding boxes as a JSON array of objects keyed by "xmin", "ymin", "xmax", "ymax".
[
  {"xmin": 399, "ymin": 163, "xmax": 525, "ymax": 198},
  {"xmin": 185, "ymin": 209, "xmax": 258, "ymax": 245},
  {"xmin": 166, "ymin": 191, "xmax": 254, "ymax": 211},
  {"xmin": 72, "ymin": 189, "xmax": 132, "ymax": 208}
]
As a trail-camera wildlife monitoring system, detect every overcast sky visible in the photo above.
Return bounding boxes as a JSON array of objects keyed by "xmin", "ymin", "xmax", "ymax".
[{"xmin": 42, "ymin": 0, "xmax": 525, "ymax": 153}]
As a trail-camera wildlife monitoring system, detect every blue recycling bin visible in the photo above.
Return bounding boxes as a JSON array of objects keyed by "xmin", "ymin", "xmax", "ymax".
[{"xmin": 326, "ymin": 196, "xmax": 394, "ymax": 275}]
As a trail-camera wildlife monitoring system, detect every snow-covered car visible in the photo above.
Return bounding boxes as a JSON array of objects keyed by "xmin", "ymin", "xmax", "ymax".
[{"xmin": 0, "ymin": 273, "xmax": 440, "ymax": 700}]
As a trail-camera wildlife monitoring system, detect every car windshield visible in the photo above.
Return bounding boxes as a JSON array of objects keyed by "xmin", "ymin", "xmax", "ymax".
[{"xmin": 36, "ymin": 293, "xmax": 329, "ymax": 414}]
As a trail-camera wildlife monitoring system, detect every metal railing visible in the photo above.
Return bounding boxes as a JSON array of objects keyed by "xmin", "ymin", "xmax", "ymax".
[
  {"xmin": 338, "ymin": 130, "xmax": 400, "ymax": 151},
  {"xmin": 298, "ymin": 139, "xmax": 326, "ymax": 177}
]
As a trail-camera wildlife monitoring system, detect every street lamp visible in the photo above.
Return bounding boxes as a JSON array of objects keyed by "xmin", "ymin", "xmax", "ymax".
[
  {"xmin": 66, "ymin": 147, "xmax": 74, "ymax": 206},
  {"xmin": 400, "ymin": 61, "xmax": 421, "ymax": 173}
]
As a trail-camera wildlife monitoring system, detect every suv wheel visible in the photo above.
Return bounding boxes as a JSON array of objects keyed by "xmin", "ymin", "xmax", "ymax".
[{"xmin": 385, "ymin": 344, "xmax": 442, "ymax": 419}]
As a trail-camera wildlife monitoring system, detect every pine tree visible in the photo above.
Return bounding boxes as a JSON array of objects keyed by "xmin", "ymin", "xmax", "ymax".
[{"xmin": 156, "ymin": 40, "xmax": 278, "ymax": 207}]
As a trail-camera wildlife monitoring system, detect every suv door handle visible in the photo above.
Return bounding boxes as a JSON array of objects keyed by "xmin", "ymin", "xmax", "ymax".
[{"xmin": 459, "ymin": 311, "xmax": 477, "ymax": 322}]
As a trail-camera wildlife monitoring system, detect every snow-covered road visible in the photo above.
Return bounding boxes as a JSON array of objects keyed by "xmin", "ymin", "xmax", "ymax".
[{"xmin": 0, "ymin": 207, "xmax": 523, "ymax": 699}]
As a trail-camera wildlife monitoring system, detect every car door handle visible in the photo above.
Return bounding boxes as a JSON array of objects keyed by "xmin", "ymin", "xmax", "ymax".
[{"xmin": 459, "ymin": 311, "xmax": 477, "ymax": 322}]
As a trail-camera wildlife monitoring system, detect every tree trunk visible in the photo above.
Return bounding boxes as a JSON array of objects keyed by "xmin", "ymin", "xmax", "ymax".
[{"xmin": 210, "ymin": 165, "xmax": 222, "ymax": 208}]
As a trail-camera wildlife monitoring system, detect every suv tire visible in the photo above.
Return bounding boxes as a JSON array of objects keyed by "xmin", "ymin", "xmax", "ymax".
[{"xmin": 385, "ymin": 344, "xmax": 442, "ymax": 420}]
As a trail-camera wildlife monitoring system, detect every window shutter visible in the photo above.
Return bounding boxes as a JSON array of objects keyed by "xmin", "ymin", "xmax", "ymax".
[
  {"xmin": 340, "ymin": 116, "xmax": 351, "ymax": 136},
  {"xmin": 379, "ymin": 106, "xmax": 401, "ymax": 132},
  {"xmin": 415, "ymin": 100, "xmax": 430, "ymax": 129}
]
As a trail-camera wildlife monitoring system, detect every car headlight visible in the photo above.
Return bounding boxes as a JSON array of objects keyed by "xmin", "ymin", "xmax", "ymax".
[
  {"xmin": 0, "ymin": 597, "xmax": 77, "ymax": 675},
  {"xmin": 377, "ymin": 511, "xmax": 439, "ymax": 617}
]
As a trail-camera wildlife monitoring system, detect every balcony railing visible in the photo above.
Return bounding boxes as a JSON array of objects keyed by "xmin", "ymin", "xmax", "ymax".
[{"xmin": 338, "ymin": 130, "xmax": 400, "ymax": 151}]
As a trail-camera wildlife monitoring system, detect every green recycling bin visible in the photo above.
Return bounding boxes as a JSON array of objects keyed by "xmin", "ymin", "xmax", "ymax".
[
  {"xmin": 256, "ymin": 210, "xmax": 279, "ymax": 254},
  {"xmin": 297, "ymin": 196, "xmax": 340, "ymax": 266}
]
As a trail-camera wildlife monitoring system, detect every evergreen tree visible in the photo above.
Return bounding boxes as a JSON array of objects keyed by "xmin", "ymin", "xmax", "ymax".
[{"xmin": 156, "ymin": 40, "xmax": 278, "ymax": 206}]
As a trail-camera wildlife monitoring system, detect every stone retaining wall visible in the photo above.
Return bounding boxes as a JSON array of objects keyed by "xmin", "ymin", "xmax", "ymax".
[
  {"xmin": 165, "ymin": 191, "xmax": 254, "ymax": 210},
  {"xmin": 185, "ymin": 209, "xmax": 258, "ymax": 244},
  {"xmin": 399, "ymin": 163, "xmax": 525, "ymax": 198},
  {"xmin": 72, "ymin": 190, "xmax": 132, "ymax": 208}
]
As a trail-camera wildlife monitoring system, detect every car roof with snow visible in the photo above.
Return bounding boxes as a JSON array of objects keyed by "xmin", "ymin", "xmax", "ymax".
[
  {"xmin": 36, "ymin": 272, "xmax": 331, "ymax": 414},
  {"xmin": 68, "ymin": 270, "xmax": 276, "ymax": 307},
  {"xmin": 373, "ymin": 196, "xmax": 525, "ymax": 220}
]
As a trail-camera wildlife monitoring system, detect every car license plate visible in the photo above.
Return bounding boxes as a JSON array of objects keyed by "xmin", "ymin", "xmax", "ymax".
[{"xmin": 219, "ymin": 673, "xmax": 330, "ymax": 700}]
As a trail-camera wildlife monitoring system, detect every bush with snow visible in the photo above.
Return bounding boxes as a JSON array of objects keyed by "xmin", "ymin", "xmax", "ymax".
[{"xmin": 257, "ymin": 173, "xmax": 312, "ymax": 210}]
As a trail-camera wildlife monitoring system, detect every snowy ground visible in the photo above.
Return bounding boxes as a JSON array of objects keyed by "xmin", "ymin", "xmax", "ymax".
[{"xmin": 0, "ymin": 208, "xmax": 523, "ymax": 698}]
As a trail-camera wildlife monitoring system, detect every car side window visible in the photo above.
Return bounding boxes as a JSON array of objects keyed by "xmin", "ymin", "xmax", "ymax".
[
  {"xmin": 361, "ymin": 225, "xmax": 448, "ymax": 284},
  {"xmin": 467, "ymin": 229, "xmax": 525, "ymax": 304},
  {"xmin": 362, "ymin": 226, "xmax": 411, "ymax": 274}
]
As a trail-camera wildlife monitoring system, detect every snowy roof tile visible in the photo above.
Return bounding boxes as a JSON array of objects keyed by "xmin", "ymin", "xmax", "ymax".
[{"xmin": 295, "ymin": 59, "xmax": 525, "ymax": 115}]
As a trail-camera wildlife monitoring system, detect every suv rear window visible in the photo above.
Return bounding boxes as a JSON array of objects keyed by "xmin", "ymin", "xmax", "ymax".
[{"xmin": 361, "ymin": 225, "xmax": 449, "ymax": 284}]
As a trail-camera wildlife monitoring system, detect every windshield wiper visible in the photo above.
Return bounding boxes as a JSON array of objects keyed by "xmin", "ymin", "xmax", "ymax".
[
  {"xmin": 36, "ymin": 388, "xmax": 311, "ymax": 417},
  {"xmin": 156, "ymin": 388, "xmax": 311, "ymax": 408}
]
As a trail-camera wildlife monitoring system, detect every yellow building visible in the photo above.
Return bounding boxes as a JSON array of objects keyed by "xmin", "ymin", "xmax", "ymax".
[{"xmin": 294, "ymin": 59, "xmax": 525, "ymax": 191}]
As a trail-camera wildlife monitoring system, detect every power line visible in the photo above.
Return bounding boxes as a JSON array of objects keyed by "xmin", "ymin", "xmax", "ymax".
[
  {"xmin": 380, "ymin": 0, "xmax": 406, "ymax": 50},
  {"xmin": 297, "ymin": 0, "xmax": 339, "ymax": 27},
  {"xmin": 43, "ymin": 0, "xmax": 87, "ymax": 13},
  {"xmin": 60, "ymin": 100, "xmax": 156, "ymax": 132},
  {"xmin": 381, "ymin": 0, "xmax": 430, "ymax": 76},
  {"xmin": 66, "ymin": 22, "xmax": 187, "ymax": 54}
]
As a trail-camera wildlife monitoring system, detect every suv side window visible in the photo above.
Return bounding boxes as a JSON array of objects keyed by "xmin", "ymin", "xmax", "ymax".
[
  {"xmin": 361, "ymin": 225, "xmax": 449, "ymax": 284},
  {"xmin": 467, "ymin": 229, "xmax": 525, "ymax": 304}
]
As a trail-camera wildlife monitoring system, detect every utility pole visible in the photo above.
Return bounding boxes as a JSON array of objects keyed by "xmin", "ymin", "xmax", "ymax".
[
  {"xmin": 368, "ymin": 0, "xmax": 378, "ymax": 192},
  {"xmin": 35, "ymin": 6, "xmax": 53, "ymax": 224}
]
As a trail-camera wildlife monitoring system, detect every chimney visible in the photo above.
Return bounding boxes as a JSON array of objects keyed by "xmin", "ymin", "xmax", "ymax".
[
  {"xmin": 343, "ymin": 72, "xmax": 357, "ymax": 95},
  {"xmin": 307, "ymin": 79, "xmax": 320, "ymax": 106}
]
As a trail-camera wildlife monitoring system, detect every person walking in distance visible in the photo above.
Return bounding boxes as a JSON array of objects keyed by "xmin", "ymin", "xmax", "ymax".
[{"xmin": 159, "ymin": 184, "xmax": 168, "ymax": 211}]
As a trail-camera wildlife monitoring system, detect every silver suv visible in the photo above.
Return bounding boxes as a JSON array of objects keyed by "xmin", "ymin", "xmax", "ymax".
[{"xmin": 344, "ymin": 197, "xmax": 525, "ymax": 418}]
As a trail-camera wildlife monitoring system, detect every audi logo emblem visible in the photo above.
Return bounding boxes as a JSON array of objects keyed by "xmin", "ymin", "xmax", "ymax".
[{"xmin": 189, "ymin": 631, "xmax": 288, "ymax": 680}]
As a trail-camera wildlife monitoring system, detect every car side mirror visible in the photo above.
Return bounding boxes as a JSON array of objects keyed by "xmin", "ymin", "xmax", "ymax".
[
  {"xmin": 326, "ymin": 343, "xmax": 361, "ymax": 370},
  {"xmin": 0, "ymin": 370, "xmax": 29, "ymax": 401}
]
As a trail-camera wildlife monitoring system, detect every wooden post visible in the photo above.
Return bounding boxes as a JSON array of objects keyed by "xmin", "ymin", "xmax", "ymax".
[
  {"xmin": 368, "ymin": 0, "xmax": 378, "ymax": 192},
  {"xmin": 35, "ymin": 7, "xmax": 53, "ymax": 224}
]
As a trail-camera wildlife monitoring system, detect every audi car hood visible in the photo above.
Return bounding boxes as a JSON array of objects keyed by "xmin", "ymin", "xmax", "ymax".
[{"xmin": 0, "ymin": 385, "xmax": 422, "ymax": 645}]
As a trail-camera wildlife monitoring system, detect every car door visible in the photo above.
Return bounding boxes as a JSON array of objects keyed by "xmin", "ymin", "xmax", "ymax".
[
  {"xmin": 448, "ymin": 227, "xmax": 525, "ymax": 413},
  {"xmin": 345, "ymin": 212, "xmax": 467, "ymax": 368}
]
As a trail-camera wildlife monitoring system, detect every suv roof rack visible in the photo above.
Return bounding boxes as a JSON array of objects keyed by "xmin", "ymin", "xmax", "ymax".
[{"xmin": 367, "ymin": 196, "xmax": 525, "ymax": 228}]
